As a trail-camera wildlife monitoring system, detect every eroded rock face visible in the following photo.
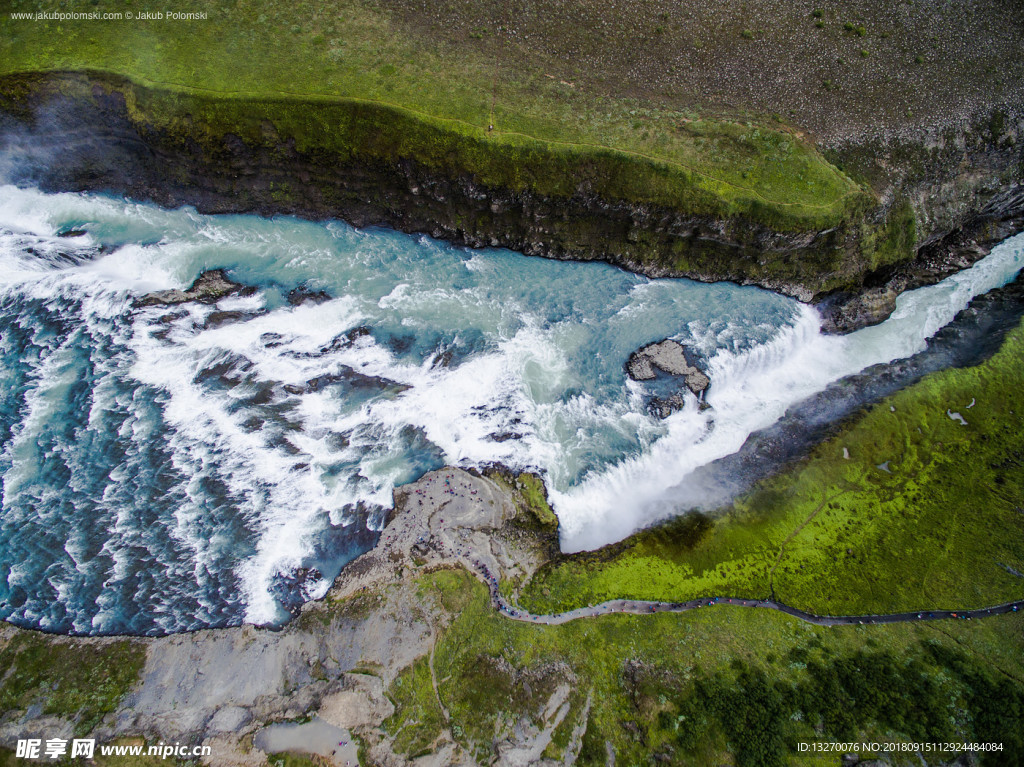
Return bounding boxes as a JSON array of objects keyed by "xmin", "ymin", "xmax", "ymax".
[
  {"xmin": 627, "ymin": 339, "xmax": 710, "ymax": 396},
  {"xmin": 5, "ymin": 72, "xmax": 1022, "ymax": 332},
  {"xmin": 317, "ymin": 674, "xmax": 395, "ymax": 730},
  {"xmin": 816, "ymin": 187, "xmax": 1024, "ymax": 333},
  {"xmin": 134, "ymin": 269, "xmax": 256, "ymax": 308}
]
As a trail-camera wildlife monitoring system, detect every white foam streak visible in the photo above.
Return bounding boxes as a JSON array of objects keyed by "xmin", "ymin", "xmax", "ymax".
[{"xmin": 555, "ymin": 232, "xmax": 1024, "ymax": 550}]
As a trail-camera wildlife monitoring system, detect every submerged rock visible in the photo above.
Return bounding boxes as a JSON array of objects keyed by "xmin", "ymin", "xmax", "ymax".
[
  {"xmin": 627, "ymin": 339, "xmax": 710, "ymax": 396},
  {"xmin": 432, "ymin": 348, "xmax": 455, "ymax": 368},
  {"xmin": 203, "ymin": 309, "xmax": 267, "ymax": 329},
  {"xmin": 287, "ymin": 284, "xmax": 333, "ymax": 306},
  {"xmin": 270, "ymin": 566, "xmax": 324, "ymax": 617},
  {"xmin": 289, "ymin": 326, "xmax": 373, "ymax": 359},
  {"xmin": 282, "ymin": 367, "xmax": 410, "ymax": 396},
  {"xmin": 134, "ymin": 269, "xmax": 256, "ymax": 308},
  {"xmin": 647, "ymin": 393, "xmax": 714, "ymax": 419},
  {"xmin": 648, "ymin": 394, "xmax": 687, "ymax": 419}
]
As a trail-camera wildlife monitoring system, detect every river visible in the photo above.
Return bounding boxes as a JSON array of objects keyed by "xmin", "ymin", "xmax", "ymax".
[{"xmin": 0, "ymin": 184, "xmax": 1021, "ymax": 634}]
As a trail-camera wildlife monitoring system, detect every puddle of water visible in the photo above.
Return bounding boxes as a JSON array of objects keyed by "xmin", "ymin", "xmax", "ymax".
[{"xmin": 254, "ymin": 716, "xmax": 357, "ymax": 766}]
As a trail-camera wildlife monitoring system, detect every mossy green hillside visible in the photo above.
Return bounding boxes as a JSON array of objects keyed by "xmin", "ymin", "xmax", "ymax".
[
  {"xmin": 521, "ymin": 319, "xmax": 1024, "ymax": 617},
  {"xmin": 484, "ymin": 470, "xmax": 559, "ymax": 532},
  {"xmin": 0, "ymin": 0, "xmax": 868, "ymax": 236},
  {"xmin": 0, "ymin": 632, "xmax": 145, "ymax": 735},
  {"xmin": 862, "ymin": 197, "xmax": 918, "ymax": 273},
  {"xmin": 388, "ymin": 569, "xmax": 1024, "ymax": 766},
  {"xmin": 0, "ymin": 68, "xmax": 864, "ymax": 241}
]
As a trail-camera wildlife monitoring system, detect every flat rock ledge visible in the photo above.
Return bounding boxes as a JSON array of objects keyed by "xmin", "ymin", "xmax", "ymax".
[
  {"xmin": 627, "ymin": 339, "xmax": 710, "ymax": 396},
  {"xmin": 134, "ymin": 269, "xmax": 255, "ymax": 308}
]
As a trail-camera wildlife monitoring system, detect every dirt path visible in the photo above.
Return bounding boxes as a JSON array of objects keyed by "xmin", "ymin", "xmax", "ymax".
[
  {"xmin": 767, "ymin": 485, "xmax": 850, "ymax": 598},
  {"xmin": 396, "ymin": 469, "xmax": 1024, "ymax": 631},
  {"xmin": 480, "ymin": 563, "xmax": 1024, "ymax": 629}
]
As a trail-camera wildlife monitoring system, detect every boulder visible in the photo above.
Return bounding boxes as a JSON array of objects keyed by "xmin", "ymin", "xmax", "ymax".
[
  {"xmin": 134, "ymin": 269, "xmax": 256, "ymax": 307},
  {"xmin": 286, "ymin": 285, "xmax": 333, "ymax": 306},
  {"xmin": 626, "ymin": 339, "xmax": 710, "ymax": 396}
]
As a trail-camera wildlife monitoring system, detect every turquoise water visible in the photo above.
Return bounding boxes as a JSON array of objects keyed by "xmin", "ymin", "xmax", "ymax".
[{"xmin": 0, "ymin": 184, "xmax": 1021, "ymax": 634}]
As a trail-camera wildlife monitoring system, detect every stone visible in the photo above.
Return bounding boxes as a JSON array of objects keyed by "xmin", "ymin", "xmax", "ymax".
[
  {"xmin": 207, "ymin": 706, "xmax": 252, "ymax": 733},
  {"xmin": 317, "ymin": 675, "xmax": 394, "ymax": 730},
  {"xmin": 626, "ymin": 339, "xmax": 710, "ymax": 396},
  {"xmin": 134, "ymin": 269, "xmax": 255, "ymax": 308},
  {"xmin": 286, "ymin": 285, "xmax": 332, "ymax": 306}
]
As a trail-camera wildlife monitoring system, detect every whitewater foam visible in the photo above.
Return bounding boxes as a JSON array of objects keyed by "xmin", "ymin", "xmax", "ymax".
[
  {"xmin": 555, "ymin": 233, "xmax": 1024, "ymax": 550},
  {"xmin": 0, "ymin": 183, "xmax": 1021, "ymax": 633}
]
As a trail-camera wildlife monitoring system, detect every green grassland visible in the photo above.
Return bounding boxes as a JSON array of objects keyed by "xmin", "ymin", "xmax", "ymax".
[
  {"xmin": 0, "ymin": 631, "xmax": 145, "ymax": 736},
  {"xmin": 387, "ymin": 569, "xmax": 1024, "ymax": 766},
  {"xmin": 0, "ymin": 0, "xmax": 868, "ymax": 236},
  {"xmin": 520, "ymin": 318, "xmax": 1024, "ymax": 618}
]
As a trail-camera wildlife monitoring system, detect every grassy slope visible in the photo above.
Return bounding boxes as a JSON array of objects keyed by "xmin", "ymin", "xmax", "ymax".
[
  {"xmin": 382, "ymin": 315, "xmax": 1024, "ymax": 764},
  {"xmin": 0, "ymin": 0, "xmax": 865, "ymax": 234},
  {"xmin": 0, "ymin": 632, "xmax": 145, "ymax": 736},
  {"xmin": 388, "ymin": 569, "xmax": 1024, "ymax": 766},
  {"xmin": 521, "ymin": 319, "xmax": 1024, "ymax": 617},
  {"xmin": 377, "ymin": 0, "xmax": 1024, "ymax": 141}
]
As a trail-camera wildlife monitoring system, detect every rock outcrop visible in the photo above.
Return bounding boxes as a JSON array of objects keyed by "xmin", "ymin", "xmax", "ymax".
[
  {"xmin": 134, "ymin": 269, "xmax": 255, "ymax": 308},
  {"xmin": 627, "ymin": 339, "xmax": 710, "ymax": 396}
]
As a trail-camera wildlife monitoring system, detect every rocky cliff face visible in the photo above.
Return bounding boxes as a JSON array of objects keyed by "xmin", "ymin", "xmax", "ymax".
[
  {"xmin": 817, "ymin": 118, "xmax": 1024, "ymax": 332},
  {"xmin": 817, "ymin": 190, "xmax": 1024, "ymax": 332},
  {"xmin": 1, "ymin": 71, "xmax": 1021, "ymax": 331}
]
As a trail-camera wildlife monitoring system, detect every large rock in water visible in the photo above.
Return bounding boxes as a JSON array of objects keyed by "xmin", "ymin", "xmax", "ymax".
[
  {"xmin": 134, "ymin": 269, "xmax": 255, "ymax": 307},
  {"xmin": 627, "ymin": 339, "xmax": 710, "ymax": 396}
]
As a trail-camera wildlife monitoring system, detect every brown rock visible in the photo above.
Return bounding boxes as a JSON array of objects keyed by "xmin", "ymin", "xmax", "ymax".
[{"xmin": 134, "ymin": 269, "xmax": 255, "ymax": 308}]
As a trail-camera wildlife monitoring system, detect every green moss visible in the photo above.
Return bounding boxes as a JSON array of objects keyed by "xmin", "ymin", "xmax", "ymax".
[
  {"xmin": 391, "ymin": 569, "xmax": 1024, "ymax": 765},
  {"xmin": 485, "ymin": 469, "xmax": 559, "ymax": 533},
  {"xmin": 0, "ymin": 0, "xmax": 867, "ymax": 238},
  {"xmin": 0, "ymin": 633, "xmax": 145, "ymax": 735},
  {"xmin": 384, "ymin": 654, "xmax": 447, "ymax": 756},
  {"xmin": 522, "ymin": 318, "xmax": 1024, "ymax": 617},
  {"xmin": 861, "ymin": 197, "xmax": 917, "ymax": 271},
  {"xmin": 515, "ymin": 473, "xmax": 559, "ymax": 531}
]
